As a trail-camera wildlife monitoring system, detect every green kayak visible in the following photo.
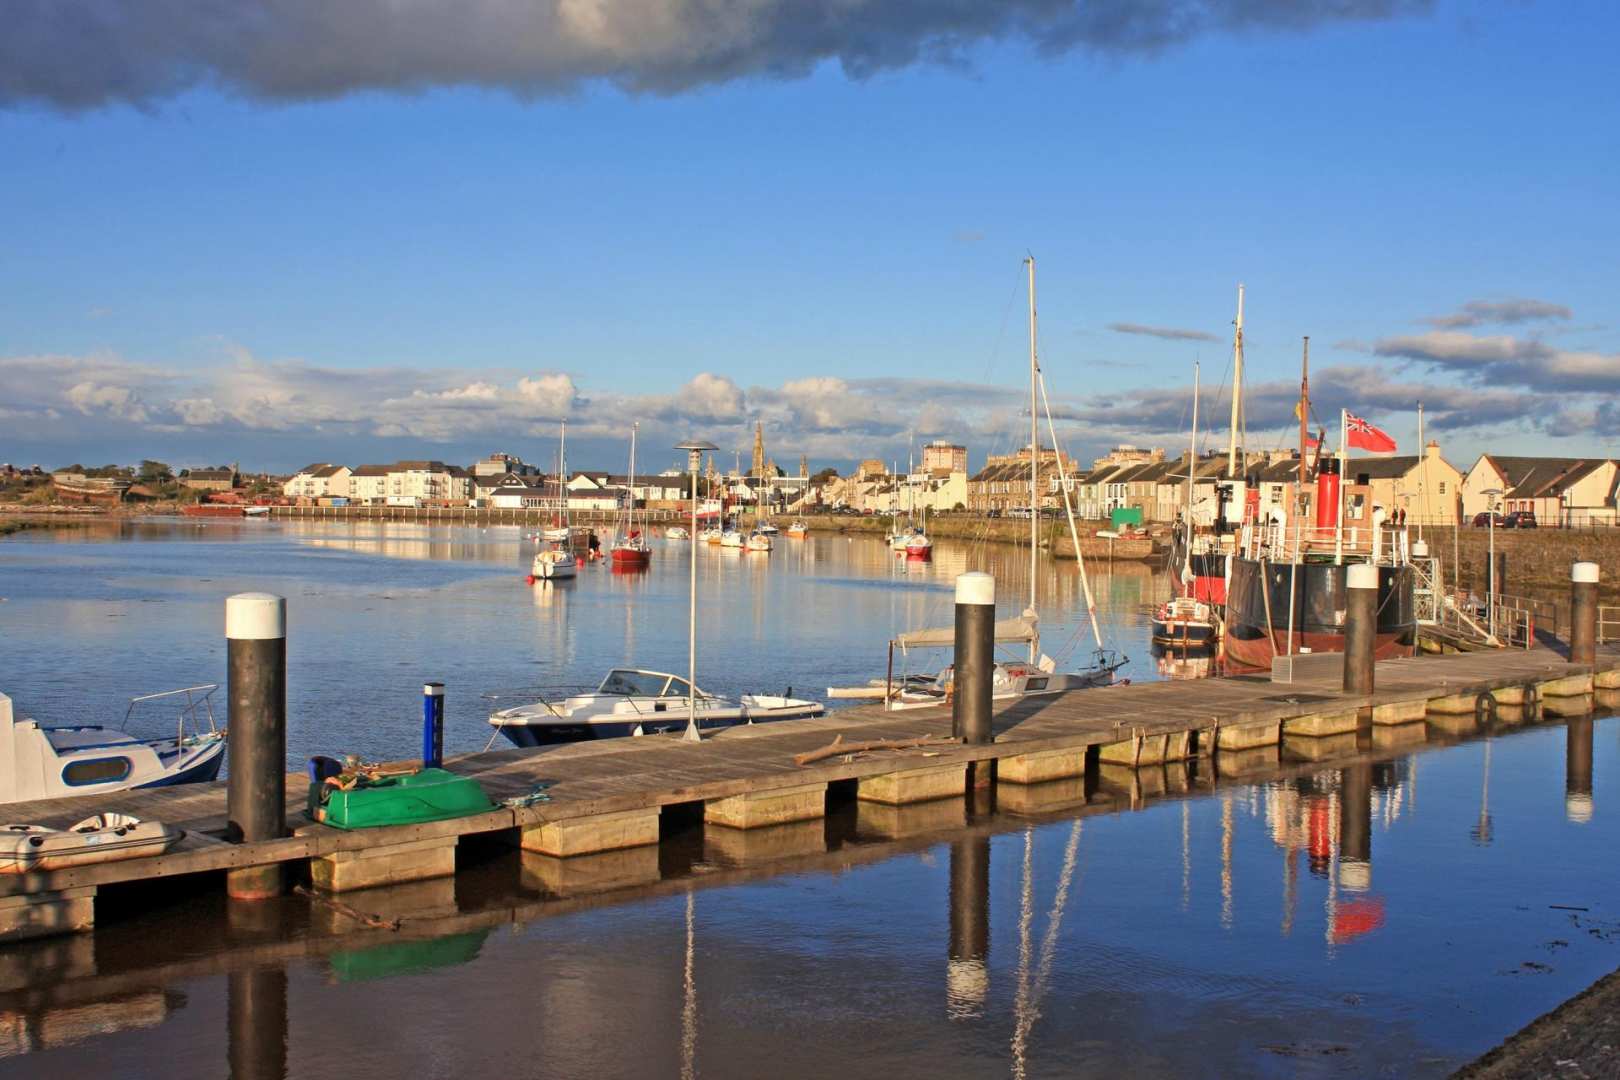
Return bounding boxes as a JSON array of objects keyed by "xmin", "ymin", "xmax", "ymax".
[{"xmin": 308, "ymin": 765, "xmax": 495, "ymax": 830}]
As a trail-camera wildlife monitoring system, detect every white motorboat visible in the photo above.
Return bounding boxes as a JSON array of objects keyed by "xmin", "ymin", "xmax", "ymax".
[
  {"xmin": 701, "ymin": 527, "xmax": 724, "ymax": 545},
  {"xmin": 757, "ymin": 523, "xmax": 780, "ymax": 536},
  {"xmin": 665, "ymin": 526, "xmax": 690, "ymax": 540},
  {"xmin": 744, "ymin": 530, "xmax": 772, "ymax": 552},
  {"xmin": 243, "ymin": 505, "xmax": 270, "ymax": 517},
  {"xmin": 487, "ymin": 668, "xmax": 825, "ymax": 747},
  {"xmin": 542, "ymin": 526, "xmax": 571, "ymax": 543},
  {"xmin": 530, "ymin": 547, "xmax": 577, "ymax": 581},
  {"xmin": 0, "ymin": 813, "xmax": 183, "ymax": 873},
  {"xmin": 0, "ymin": 687, "xmax": 226, "ymax": 804},
  {"xmin": 720, "ymin": 529, "xmax": 745, "ymax": 548},
  {"xmin": 785, "ymin": 520, "xmax": 809, "ymax": 538}
]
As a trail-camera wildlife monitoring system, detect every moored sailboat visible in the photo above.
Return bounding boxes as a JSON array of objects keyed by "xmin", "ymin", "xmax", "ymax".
[{"xmin": 610, "ymin": 422, "xmax": 652, "ymax": 569}]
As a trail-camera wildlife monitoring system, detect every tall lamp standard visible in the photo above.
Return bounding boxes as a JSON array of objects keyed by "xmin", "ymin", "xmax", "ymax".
[
  {"xmin": 1482, "ymin": 486, "xmax": 1503, "ymax": 643},
  {"xmin": 676, "ymin": 439, "xmax": 718, "ymax": 741}
]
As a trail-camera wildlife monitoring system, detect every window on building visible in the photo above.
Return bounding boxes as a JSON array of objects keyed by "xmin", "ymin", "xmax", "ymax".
[{"xmin": 1438, "ymin": 482, "xmax": 1446, "ymax": 494}]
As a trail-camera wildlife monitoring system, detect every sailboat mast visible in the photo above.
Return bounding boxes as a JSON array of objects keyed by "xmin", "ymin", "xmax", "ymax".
[
  {"xmin": 1226, "ymin": 284, "xmax": 1246, "ymax": 478},
  {"xmin": 1025, "ymin": 256, "xmax": 1039, "ymax": 663},
  {"xmin": 1299, "ymin": 337, "xmax": 1310, "ymax": 489},
  {"xmin": 560, "ymin": 419, "xmax": 569, "ymax": 530},
  {"xmin": 629, "ymin": 421, "xmax": 638, "ymax": 532},
  {"xmin": 1187, "ymin": 362, "xmax": 1199, "ymax": 546}
]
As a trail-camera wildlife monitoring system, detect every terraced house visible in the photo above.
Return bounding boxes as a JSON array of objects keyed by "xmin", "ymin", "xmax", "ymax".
[{"xmin": 1462, "ymin": 455, "xmax": 1619, "ymax": 526}]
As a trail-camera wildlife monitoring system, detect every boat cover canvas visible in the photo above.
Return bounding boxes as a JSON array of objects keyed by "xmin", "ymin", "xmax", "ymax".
[{"xmin": 895, "ymin": 614, "xmax": 1037, "ymax": 651}]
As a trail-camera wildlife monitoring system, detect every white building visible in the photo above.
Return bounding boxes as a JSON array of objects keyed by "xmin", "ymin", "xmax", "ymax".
[
  {"xmin": 282, "ymin": 463, "xmax": 352, "ymax": 501},
  {"xmin": 390, "ymin": 462, "xmax": 470, "ymax": 507}
]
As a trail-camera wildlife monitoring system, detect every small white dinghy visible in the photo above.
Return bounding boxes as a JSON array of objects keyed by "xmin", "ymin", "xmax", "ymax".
[{"xmin": 0, "ymin": 813, "xmax": 183, "ymax": 874}]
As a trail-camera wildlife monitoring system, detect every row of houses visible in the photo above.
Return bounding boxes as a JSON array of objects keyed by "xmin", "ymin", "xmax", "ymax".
[
  {"xmin": 282, "ymin": 456, "xmax": 813, "ymax": 510},
  {"xmin": 279, "ymin": 445, "xmax": 1620, "ymax": 523}
]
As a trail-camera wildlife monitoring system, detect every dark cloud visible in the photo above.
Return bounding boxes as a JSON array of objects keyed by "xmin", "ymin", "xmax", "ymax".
[
  {"xmin": 1, "ymin": 0, "xmax": 1435, "ymax": 111},
  {"xmin": 1050, "ymin": 363, "xmax": 1544, "ymax": 443},
  {"xmin": 1425, "ymin": 298, "xmax": 1573, "ymax": 329},
  {"xmin": 1370, "ymin": 331, "xmax": 1620, "ymax": 393},
  {"xmin": 1106, "ymin": 322, "xmax": 1220, "ymax": 343}
]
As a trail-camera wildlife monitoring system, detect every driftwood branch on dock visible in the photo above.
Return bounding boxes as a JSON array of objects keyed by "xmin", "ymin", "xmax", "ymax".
[{"xmin": 793, "ymin": 733, "xmax": 956, "ymax": 767}]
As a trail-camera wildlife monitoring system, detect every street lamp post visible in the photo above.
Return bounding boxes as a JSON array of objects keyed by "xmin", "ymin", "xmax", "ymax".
[
  {"xmin": 676, "ymin": 440, "xmax": 718, "ymax": 741},
  {"xmin": 1482, "ymin": 486, "xmax": 1503, "ymax": 643}
]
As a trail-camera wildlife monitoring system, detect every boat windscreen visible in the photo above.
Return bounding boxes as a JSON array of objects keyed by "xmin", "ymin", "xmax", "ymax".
[{"xmin": 598, "ymin": 670, "xmax": 670, "ymax": 696}]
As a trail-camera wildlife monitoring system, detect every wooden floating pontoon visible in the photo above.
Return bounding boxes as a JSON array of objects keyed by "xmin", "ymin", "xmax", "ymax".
[{"xmin": 0, "ymin": 644, "xmax": 1615, "ymax": 942}]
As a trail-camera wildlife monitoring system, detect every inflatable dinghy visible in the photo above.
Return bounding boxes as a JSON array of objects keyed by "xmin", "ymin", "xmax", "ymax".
[{"xmin": 0, "ymin": 813, "xmax": 183, "ymax": 873}]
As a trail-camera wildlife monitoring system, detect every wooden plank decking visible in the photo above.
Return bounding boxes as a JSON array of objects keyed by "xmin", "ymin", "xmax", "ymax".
[{"xmin": 0, "ymin": 643, "xmax": 1614, "ymax": 904}]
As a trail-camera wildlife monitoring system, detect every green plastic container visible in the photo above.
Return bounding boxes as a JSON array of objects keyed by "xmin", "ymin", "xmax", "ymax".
[{"xmin": 309, "ymin": 767, "xmax": 495, "ymax": 830}]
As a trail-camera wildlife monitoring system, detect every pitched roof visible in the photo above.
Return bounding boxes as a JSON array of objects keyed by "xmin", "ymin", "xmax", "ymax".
[
  {"xmin": 352, "ymin": 464, "xmax": 390, "ymax": 477},
  {"xmin": 1504, "ymin": 458, "xmax": 1609, "ymax": 500}
]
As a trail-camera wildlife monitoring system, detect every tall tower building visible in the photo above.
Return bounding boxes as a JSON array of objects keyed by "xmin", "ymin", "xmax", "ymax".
[
  {"xmin": 799, "ymin": 454, "xmax": 808, "ymax": 478},
  {"xmin": 751, "ymin": 421, "xmax": 766, "ymax": 478}
]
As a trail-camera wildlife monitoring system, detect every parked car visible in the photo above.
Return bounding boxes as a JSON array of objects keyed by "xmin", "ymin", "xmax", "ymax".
[
  {"xmin": 1471, "ymin": 512, "xmax": 1507, "ymax": 527},
  {"xmin": 1505, "ymin": 511, "xmax": 1537, "ymax": 529}
]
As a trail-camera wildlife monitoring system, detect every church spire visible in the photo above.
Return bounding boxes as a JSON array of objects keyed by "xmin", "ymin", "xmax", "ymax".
[{"xmin": 751, "ymin": 421, "xmax": 766, "ymax": 478}]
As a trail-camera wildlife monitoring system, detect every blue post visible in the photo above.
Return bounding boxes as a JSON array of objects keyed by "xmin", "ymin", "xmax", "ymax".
[{"xmin": 422, "ymin": 682, "xmax": 444, "ymax": 769}]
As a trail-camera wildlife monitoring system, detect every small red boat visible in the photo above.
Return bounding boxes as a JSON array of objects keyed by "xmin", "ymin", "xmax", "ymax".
[{"xmin": 611, "ymin": 538, "xmax": 651, "ymax": 568}]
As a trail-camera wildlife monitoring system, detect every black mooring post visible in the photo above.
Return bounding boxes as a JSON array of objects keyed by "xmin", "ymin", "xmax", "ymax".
[
  {"xmin": 1343, "ymin": 563, "xmax": 1377, "ymax": 696},
  {"xmin": 226, "ymin": 592, "xmax": 287, "ymax": 900},
  {"xmin": 953, "ymin": 572, "xmax": 995, "ymax": 747},
  {"xmin": 1571, "ymin": 561, "xmax": 1599, "ymax": 666}
]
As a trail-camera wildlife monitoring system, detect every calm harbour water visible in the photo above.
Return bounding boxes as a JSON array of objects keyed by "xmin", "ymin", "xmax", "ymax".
[
  {"xmin": 1, "ymin": 521, "xmax": 1616, "ymax": 1078},
  {"xmin": 0, "ymin": 518, "xmax": 1160, "ymax": 764}
]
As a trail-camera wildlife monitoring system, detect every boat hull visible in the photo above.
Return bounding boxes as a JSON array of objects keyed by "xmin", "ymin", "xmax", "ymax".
[
  {"xmin": 1150, "ymin": 620, "xmax": 1216, "ymax": 648},
  {"xmin": 1222, "ymin": 556, "xmax": 1416, "ymax": 672},
  {"xmin": 494, "ymin": 705, "xmax": 824, "ymax": 748},
  {"xmin": 610, "ymin": 548, "xmax": 650, "ymax": 568}
]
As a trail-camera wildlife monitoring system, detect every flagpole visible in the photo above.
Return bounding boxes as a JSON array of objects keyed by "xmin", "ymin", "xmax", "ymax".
[
  {"xmin": 1335, "ymin": 408, "xmax": 1347, "ymax": 564},
  {"xmin": 1416, "ymin": 401, "xmax": 1425, "ymax": 541}
]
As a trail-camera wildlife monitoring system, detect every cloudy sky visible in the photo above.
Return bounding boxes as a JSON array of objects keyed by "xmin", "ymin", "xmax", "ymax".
[{"xmin": 1, "ymin": 1, "xmax": 1615, "ymax": 475}]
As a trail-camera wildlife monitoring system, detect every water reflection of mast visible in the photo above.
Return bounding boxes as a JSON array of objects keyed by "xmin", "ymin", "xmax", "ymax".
[
  {"xmin": 1010, "ymin": 821, "xmax": 1083, "ymax": 1080},
  {"xmin": 1472, "ymin": 738, "xmax": 1494, "ymax": 845},
  {"xmin": 947, "ymin": 836, "xmax": 991, "ymax": 1020},
  {"xmin": 1180, "ymin": 802, "xmax": 1191, "ymax": 912},
  {"xmin": 1567, "ymin": 716, "xmax": 1594, "ymax": 824},
  {"xmin": 681, "ymin": 890, "xmax": 697, "ymax": 1080},
  {"xmin": 1219, "ymin": 795, "xmax": 1234, "ymax": 930}
]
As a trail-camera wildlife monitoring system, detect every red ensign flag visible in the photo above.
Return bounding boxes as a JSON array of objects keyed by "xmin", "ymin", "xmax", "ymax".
[{"xmin": 1345, "ymin": 413, "xmax": 1398, "ymax": 453}]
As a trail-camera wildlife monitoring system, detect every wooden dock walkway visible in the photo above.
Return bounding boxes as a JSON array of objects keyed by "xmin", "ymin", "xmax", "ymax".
[{"xmin": 2, "ymin": 643, "xmax": 1617, "ymax": 940}]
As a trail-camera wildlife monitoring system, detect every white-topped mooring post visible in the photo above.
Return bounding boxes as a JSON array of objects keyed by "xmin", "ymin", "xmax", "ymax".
[
  {"xmin": 953, "ymin": 573, "xmax": 995, "ymax": 748},
  {"xmin": 1343, "ymin": 564, "xmax": 1377, "ymax": 695},
  {"xmin": 1571, "ymin": 562, "xmax": 1599, "ymax": 667},
  {"xmin": 225, "ymin": 593, "xmax": 287, "ymax": 901}
]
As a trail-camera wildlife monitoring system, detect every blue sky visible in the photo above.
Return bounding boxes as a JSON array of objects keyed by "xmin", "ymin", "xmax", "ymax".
[{"xmin": 1, "ymin": 0, "xmax": 1616, "ymax": 475}]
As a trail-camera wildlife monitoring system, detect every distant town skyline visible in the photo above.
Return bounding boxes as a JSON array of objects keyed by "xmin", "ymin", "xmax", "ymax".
[{"xmin": 2, "ymin": 2, "xmax": 1616, "ymax": 473}]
